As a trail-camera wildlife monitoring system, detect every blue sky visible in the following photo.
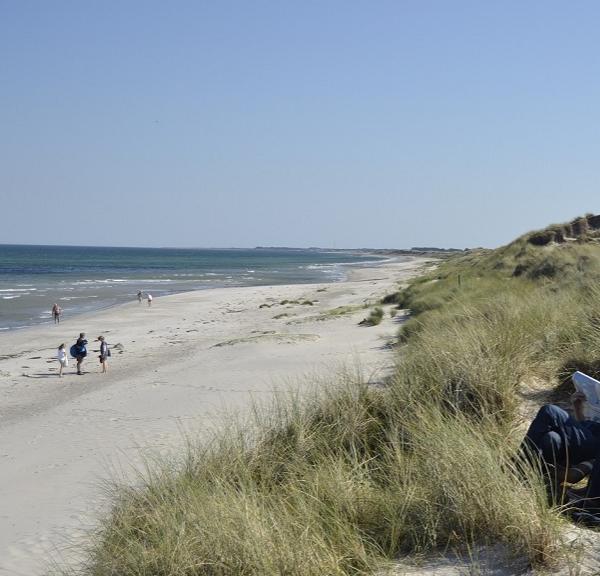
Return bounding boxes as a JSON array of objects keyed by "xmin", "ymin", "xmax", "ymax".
[{"xmin": 2, "ymin": 1, "xmax": 599, "ymax": 248}]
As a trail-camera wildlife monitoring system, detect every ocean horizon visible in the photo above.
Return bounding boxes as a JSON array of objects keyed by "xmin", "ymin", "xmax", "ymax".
[{"xmin": 0, "ymin": 244, "xmax": 390, "ymax": 330}]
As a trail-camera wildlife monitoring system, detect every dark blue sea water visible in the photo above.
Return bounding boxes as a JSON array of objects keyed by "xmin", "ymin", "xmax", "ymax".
[{"xmin": 0, "ymin": 245, "xmax": 387, "ymax": 330}]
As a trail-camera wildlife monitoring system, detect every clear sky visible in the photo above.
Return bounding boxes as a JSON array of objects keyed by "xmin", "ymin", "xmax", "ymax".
[{"xmin": 2, "ymin": 1, "xmax": 599, "ymax": 249}]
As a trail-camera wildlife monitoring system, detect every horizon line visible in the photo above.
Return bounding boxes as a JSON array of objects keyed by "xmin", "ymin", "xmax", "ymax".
[{"xmin": 0, "ymin": 242, "xmax": 420, "ymax": 252}]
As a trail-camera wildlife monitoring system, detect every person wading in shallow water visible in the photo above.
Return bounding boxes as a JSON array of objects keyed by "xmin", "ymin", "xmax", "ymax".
[
  {"xmin": 72, "ymin": 332, "xmax": 88, "ymax": 375},
  {"xmin": 51, "ymin": 303, "xmax": 62, "ymax": 324}
]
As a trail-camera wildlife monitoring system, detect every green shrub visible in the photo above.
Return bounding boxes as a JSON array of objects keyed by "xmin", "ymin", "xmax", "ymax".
[
  {"xmin": 381, "ymin": 291, "xmax": 401, "ymax": 304},
  {"xmin": 359, "ymin": 307, "xmax": 384, "ymax": 326}
]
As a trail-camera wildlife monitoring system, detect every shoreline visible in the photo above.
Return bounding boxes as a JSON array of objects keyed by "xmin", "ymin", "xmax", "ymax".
[
  {"xmin": 0, "ymin": 246, "xmax": 392, "ymax": 333},
  {"xmin": 0, "ymin": 255, "xmax": 394, "ymax": 335},
  {"xmin": 0, "ymin": 256, "xmax": 432, "ymax": 574}
]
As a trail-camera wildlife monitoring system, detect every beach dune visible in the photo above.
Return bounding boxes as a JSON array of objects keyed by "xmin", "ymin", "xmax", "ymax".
[{"xmin": 0, "ymin": 257, "xmax": 429, "ymax": 574}]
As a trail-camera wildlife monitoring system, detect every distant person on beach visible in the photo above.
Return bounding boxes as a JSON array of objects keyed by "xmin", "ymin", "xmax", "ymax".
[
  {"xmin": 97, "ymin": 335, "xmax": 110, "ymax": 373},
  {"xmin": 51, "ymin": 303, "xmax": 62, "ymax": 324},
  {"xmin": 147, "ymin": 293, "xmax": 153, "ymax": 306},
  {"xmin": 57, "ymin": 343, "xmax": 68, "ymax": 377},
  {"xmin": 71, "ymin": 332, "xmax": 88, "ymax": 375},
  {"xmin": 137, "ymin": 290, "xmax": 143, "ymax": 303}
]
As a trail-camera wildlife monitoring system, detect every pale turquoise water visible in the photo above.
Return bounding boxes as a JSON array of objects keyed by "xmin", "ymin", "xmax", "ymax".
[{"xmin": 0, "ymin": 245, "xmax": 390, "ymax": 330}]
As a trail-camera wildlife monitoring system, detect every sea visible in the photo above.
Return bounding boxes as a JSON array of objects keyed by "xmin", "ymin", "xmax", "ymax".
[{"xmin": 0, "ymin": 244, "xmax": 388, "ymax": 331}]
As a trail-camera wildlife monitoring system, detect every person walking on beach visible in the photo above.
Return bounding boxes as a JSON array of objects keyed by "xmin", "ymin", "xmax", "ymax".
[
  {"xmin": 137, "ymin": 290, "xmax": 143, "ymax": 303},
  {"xmin": 57, "ymin": 343, "xmax": 68, "ymax": 377},
  {"xmin": 147, "ymin": 293, "xmax": 153, "ymax": 306},
  {"xmin": 97, "ymin": 335, "xmax": 110, "ymax": 373},
  {"xmin": 51, "ymin": 303, "xmax": 62, "ymax": 324},
  {"xmin": 71, "ymin": 332, "xmax": 88, "ymax": 375}
]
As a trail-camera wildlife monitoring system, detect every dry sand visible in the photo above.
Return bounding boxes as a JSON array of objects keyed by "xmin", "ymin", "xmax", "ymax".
[{"xmin": 0, "ymin": 256, "xmax": 431, "ymax": 575}]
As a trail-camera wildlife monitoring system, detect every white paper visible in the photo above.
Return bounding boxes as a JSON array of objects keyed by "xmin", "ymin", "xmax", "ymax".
[{"xmin": 572, "ymin": 371, "xmax": 600, "ymax": 422}]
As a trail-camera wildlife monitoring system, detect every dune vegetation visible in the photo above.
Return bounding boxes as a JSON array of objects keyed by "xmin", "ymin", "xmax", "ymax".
[{"xmin": 59, "ymin": 215, "xmax": 600, "ymax": 575}]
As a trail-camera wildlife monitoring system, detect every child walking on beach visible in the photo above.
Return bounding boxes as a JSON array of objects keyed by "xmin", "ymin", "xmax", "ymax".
[{"xmin": 57, "ymin": 343, "xmax": 68, "ymax": 377}]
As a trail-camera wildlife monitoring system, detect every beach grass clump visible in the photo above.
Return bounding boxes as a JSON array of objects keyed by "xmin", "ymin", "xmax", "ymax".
[
  {"xmin": 59, "ymin": 215, "xmax": 600, "ymax": 575},
  {"xmin": 381, "ymin": 291, "xmax": 404, "ymax": 305},
  {"xmin": 67, "ymin": 375, "xmax": 561, "ymax": 576},
  {"xmin": 394, "ymin": 406, "xmax": 560, "ymax": 562},
  {"xmin": 360, "ymin": 307, "xmax": 384, "ymax": 326},
  {"xmin": 87, "ymin": 460, "xmax": 378, "ymax": 575},
  {"xmin": 75, "ymin": 380, "xmax": 393, "ymax": 575},
  {"xmin": 316, "ymin": 304, "xmax": 366, "ymax": 320}
]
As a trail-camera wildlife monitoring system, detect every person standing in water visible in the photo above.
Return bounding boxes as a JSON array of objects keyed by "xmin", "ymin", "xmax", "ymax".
[
  {"xmin": 137, "ymin": 290, "xmax": 143, "ymax": 303},
  {"xmin": 52, "ymin": 303, "xmax": 62, "ymax": 324},
  {"xmin": 147, "ymin": 293, "xmax": 153, "ymax": 306},
  {"xmin": 97, "ymin": 335, "xmax": 109, "ymax": 373},
  {"xmin": 57, "ymin": 343, "xmax": 68, "ymax": 377}
]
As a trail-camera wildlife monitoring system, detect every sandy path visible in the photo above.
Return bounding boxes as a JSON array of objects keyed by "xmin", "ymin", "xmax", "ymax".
[{"xmin": 0, "ymin": 257, "xmax": 431, "ymax": 574}]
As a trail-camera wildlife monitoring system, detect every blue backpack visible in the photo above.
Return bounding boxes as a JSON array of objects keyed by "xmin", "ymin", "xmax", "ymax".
[{"xmin": 70, "ymin": 342, "xmax": 87, "ymax": 358}]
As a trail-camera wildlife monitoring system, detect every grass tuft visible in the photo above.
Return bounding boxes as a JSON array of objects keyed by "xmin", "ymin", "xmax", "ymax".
[{"xmin": 359, "ymin": 307, "xmax": 385, "ymax": 326}]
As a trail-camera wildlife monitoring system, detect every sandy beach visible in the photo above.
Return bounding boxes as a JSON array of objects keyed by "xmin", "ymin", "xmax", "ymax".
[{"xmin": 0, "ymin": 256, "xmax": 431, "ymax": 575}]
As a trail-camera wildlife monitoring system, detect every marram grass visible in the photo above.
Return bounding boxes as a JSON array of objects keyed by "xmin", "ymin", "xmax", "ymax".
[{"xmin": 60, "ymin": 382, "xmax": 561, "ymax": 575}]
